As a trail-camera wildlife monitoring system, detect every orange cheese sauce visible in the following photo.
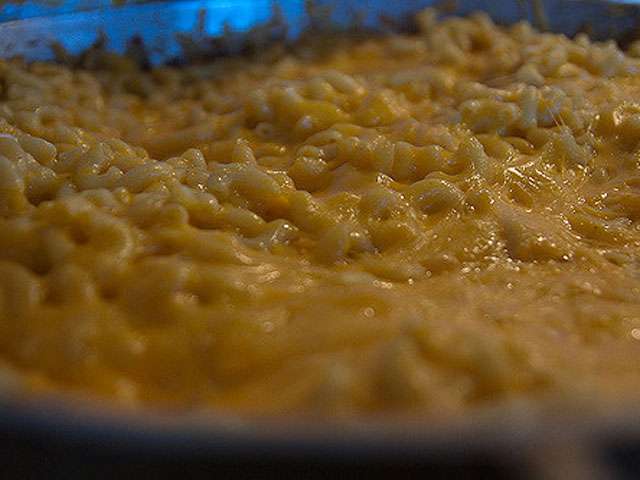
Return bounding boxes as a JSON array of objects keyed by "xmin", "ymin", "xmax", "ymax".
[{"xmin": 0, "ymin": 10, "xmax": 640, "ymax": 417}]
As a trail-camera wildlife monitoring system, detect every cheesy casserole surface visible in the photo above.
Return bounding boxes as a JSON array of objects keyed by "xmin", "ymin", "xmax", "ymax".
[{"xmin": 1, "ymin": 10, "xmax": 640, "ymax": 416}]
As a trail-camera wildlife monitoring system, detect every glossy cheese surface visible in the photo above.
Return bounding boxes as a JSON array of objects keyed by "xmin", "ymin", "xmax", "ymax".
[{"xmin": 1, "ymin": 10, "xmax": 640, "ymax": 416}]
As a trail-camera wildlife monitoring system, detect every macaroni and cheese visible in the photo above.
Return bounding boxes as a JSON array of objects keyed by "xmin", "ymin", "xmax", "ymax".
[{"xmin": 0, "ymin": 10, "xmax": 640, "ymax": 417}]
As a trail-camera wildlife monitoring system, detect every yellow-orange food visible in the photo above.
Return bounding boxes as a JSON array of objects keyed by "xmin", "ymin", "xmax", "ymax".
[{"xmin": 1, "ymin": 10, "xmax": 640, "ymax": 417}]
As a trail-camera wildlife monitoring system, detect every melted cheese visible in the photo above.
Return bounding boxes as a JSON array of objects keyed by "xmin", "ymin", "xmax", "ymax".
[{"xmin": 0, "ymin": 10, "xmax": 640, "ymax": 417}]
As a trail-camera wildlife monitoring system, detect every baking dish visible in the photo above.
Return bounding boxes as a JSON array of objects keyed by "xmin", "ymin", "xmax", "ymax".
[{"xmin": 1, "ymin": 0, "xmax": 640, "ymax": 476}]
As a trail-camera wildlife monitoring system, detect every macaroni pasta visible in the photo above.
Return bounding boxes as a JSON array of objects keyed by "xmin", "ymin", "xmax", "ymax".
[{"xmin": 0, "ymin": 10, "xmax": 640, "ymax": 416}]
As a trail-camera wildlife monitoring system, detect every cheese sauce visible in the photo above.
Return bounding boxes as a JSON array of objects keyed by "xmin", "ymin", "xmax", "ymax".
[{"xmin": 0, "ymin": 10, "xmax": 640, "ymax": 416}]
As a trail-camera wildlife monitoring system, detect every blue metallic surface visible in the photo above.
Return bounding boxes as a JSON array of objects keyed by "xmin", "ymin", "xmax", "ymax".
[{"xmin": 0, "ymin": 0, "xmax": 638, "ymax": 64}]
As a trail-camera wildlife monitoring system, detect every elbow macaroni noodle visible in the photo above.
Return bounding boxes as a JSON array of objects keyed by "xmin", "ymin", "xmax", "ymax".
[{"xmin": 0, "ymin": 10, "xmax": 640, "ymax": 416}]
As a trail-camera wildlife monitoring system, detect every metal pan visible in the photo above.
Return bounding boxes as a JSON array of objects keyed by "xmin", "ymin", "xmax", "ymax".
[{"xmin": 0, "ymin": 1, "xmax": 639, "ymax": 476}]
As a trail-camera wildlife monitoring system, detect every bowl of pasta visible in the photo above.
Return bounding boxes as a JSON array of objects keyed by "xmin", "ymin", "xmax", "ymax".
[{"xmin": 0, "ymin": 0, "xmax": 640, "ymax": 476}]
